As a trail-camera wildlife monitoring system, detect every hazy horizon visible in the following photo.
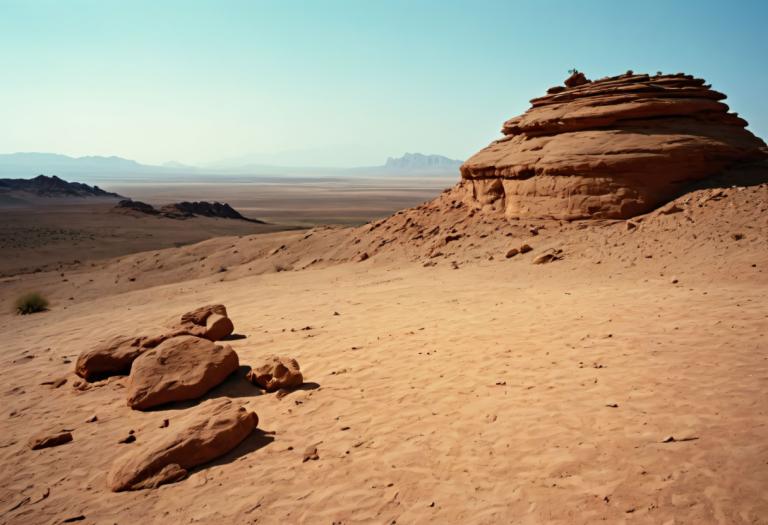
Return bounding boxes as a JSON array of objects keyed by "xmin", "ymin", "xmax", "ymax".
[{"xmin": 2, "ymin": 0, "xmax": 767, "ymax": 167}]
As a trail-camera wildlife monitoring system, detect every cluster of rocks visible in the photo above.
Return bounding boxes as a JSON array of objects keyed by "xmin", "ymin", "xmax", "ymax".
[
  {"xmin": 460, "ymin": 71, "xmax": 767, "ymax": 219},
  {"xmin": 33, "ymin": 304, "xmax": 303, "ymax": 492},
  {"xmin": 115, "ymin": 199, "xmax": 263, "ymax": 222}
]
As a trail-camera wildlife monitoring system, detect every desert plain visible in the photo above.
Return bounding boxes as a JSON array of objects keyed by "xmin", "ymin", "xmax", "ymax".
[{"xmin": 1, "ymin": 71, "xmax": 767, "ymax": 525}]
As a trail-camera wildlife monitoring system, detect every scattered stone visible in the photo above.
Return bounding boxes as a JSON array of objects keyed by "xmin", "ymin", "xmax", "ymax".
[
  {"xmin": 86, "ymin": 415, "xmax": 98, "ymax": 423},
  {"xmin": 519, "ymin": 244, "xmax": 533, "ymax": 254},
  {"xmin": 533, "ymin": 252, "xmax": 560, "ymax": 264},
  {"xmin": 357, "ymin": 252, "xmax": 370, "ymax": 262},
  {"xmin": 731, "ymin": 232, "xmax": 745, "ymax": 241},
  {"xmin": 671, "ymin": 277, "xmax": 679, "ymax": 284},
  {"xmin": 40, "ymin": 377, "xmax": 67, "ymax": 387},
  {"xmin": 204, "ymin": 313, "xmax": 234, "ymax": 342},
  {"xmin": 626, "ymin": 221, "xmax": 637, "ymax": 231},
  {"xmin": 658, "ymin": 203, "xmax": 683, "ymax": 215},
  {"xmin": 118, "ymin": 434, "xmax": 136, "ymax": 444},
  {"xmin": 127, "ymin": 336, "xmax": 239, "ymax": 410},
  {"xmin": 505, "ymin": 248, "xmax": 519, "ymax": 258},
  {"xmin": 108, "ymin": 399, "xmax": 258, "ymax": 491},
  {"xmin": 175, "ymin": 304, "xmax": 234, "ymax": 341},
  {"xmin": 303, "ymin": 446, "xmax": 319, "ymax": 462},
  {"xmin": 28, "ymin": 431, "xmax": 73, "ymax": 450},
  {"xmin": 246, "ymin": 356, "xmax": 303, "ymax": 392},
  {"xmin": 661, "ymin": 435, "xmax": 699, "ymax": 443},
  {"xmin": 160, "ymin": 419, "xmax": 169, "ymax": 428}
]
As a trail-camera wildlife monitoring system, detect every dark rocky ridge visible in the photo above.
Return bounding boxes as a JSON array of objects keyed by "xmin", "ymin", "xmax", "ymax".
[
  {"xmin": 0, "ymin": 175, "xmax": 123, "ymax": 198},
  {"xmin": 116, "ymin": 199, "xmax": 264, "ymax": 223}
]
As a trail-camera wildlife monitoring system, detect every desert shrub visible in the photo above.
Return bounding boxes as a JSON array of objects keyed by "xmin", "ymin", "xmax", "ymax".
[{"xmin": 15, "ymin": 292, "xmax": 49, "ymax": 315}]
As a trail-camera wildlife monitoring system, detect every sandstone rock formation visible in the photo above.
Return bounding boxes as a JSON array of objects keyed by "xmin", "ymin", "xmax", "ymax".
[
  {"xmin": 108, "ymin": 399, "xmax": 257, "ymax": 491},
  {"xmin": 127, "ymin": 335, "xmax": 239, "ymax": 410},
  {"xmin": 246, "ymin": 356, "xmax": 303, "ymax": 392},
  {"xmin": 175, "ymin": 304, "xmax": 234, "ymax": 341},
  {"xmin": 460, "ymin": 71, "xmax": 767, "ymax": 219}
]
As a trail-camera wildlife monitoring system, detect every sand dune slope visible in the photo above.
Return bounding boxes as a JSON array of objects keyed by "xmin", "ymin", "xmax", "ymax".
[
  {"xmin": 1, "ymin": 251, "xmax": 767, "ymax": 523},
  {"xmin": 0, "ymin": 176, "xmax": 766, "ymax": 524}
]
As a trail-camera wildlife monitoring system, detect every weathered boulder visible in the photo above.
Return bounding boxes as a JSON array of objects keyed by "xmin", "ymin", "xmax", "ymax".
[
  {"xmin": 28, "ymin": 430, "xmax": 73, "ymax": 450},
  {"xmin": 460, "ymin": 72, "xmax": 767, "ymax": 219},
  {"xmin": 175, "ymin": 304, "xmax": 234, "ymax": 341},
  {"xmin": 127, "ymin": 336, "xmax": 239, "ymax": 410},
  {"xmin": 75, "ymin": 335, "xmax": 154, "ymax": 381},
  {"xmin": 107, "ymin": 398, "xmax": 257, "ymax": 491},
  {"xmin": 75, "ymin": 331, "xmax": 193, "ymax": 381},
  {"xmin": 246, "ymin": 356, "xmax": 303, "ymax": 392}
]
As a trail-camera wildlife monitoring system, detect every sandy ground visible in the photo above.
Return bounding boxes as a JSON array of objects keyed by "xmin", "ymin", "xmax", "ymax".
[
  {"xmin": 103, "ymin": 176, "xmax": 455, "ymax": 226},
  {"xmin": 0, "ymin": 176, "xmax": 452, "ymax": 277},
  {"xmin": 0, "ymin": 199, "xmax": 288, "ymax": 277},
  {"xmin": 0, "ymin": 180, "xmax": 766, "ymax": 524}
]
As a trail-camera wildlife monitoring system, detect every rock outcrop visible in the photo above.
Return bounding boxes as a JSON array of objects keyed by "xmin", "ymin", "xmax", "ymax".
[
  {"xmin": 0, "ymin": 175, "xmax": 123, "ymax": 198},
  {"xmin": 115, "ymin": 199, "xmax": 159, "ymax": 215},
  {"xmin": 246, "ymin": 356, "xmax": 303, "ymax": 392},
  {"xmin": 127, "ymin": 336, "xmax": 239, "ymax": 410},
  {"xmin": 108, "ymin": 399, "xmax": 257, "ymax": 491},
  {"xmin": 460, "ymin": 71, "xmax": 767, "ymax": 219},
  {"xmin": 114, "ymin": 199, "xmax": 263, "ymax": 222}
]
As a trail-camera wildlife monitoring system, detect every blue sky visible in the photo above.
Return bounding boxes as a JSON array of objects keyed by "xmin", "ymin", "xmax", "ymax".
[{"xmin": 1, "ymin": 0, "xmax": 766, "ymax": 167}]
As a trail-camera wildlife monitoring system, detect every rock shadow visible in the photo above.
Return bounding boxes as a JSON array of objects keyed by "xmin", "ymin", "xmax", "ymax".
[
  {"xmin": 202, "ymin": 428, "xmax": 275, "ymax": 469},
  {"xmin": 204, "ymin": 365, "xmax": 263, "ymax": 401}
]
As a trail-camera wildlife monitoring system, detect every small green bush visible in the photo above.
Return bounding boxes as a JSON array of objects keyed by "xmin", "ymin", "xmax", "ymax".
[{"xmin": 15, "ymin": 292, "xmax": 49, "ymax": 315}]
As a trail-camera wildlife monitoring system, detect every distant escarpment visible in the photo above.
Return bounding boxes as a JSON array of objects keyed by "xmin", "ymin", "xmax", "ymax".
[
  {"xmin": 0, "ymin": 175, "xmax": 123, "ymax": 199},
  {"xmin": 384, "ymin": 153, "xmax": 463, "ymax": 171},
  {"xmin": 116, "ymin": 199, "xmax": 264, "ymax": 223},
  {"xmin": 460, "ymin": 71, "xmax": 767, "ymax": 219}
]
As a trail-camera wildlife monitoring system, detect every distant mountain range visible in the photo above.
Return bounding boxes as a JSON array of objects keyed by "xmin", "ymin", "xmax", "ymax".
[
  {"xmin": 0, "ymin": 152, "xmax": 463, "ymax": 179},
  {"xmin": 383, "ymin": 153, "xmax": 463, "ymax": 171}
]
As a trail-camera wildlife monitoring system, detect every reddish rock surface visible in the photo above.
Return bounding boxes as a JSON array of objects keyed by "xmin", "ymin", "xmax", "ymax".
[
  {"xmin": 75, "ymin": 331, "xmax": 194, "ymax": 381},
  {"xmin": 460, "ymin": 72, "xmax": 767, "ymax": 219},
  {"xmin": 246, "ymin": 356, "xmax": 303, "ymax": 392},
  {"xmin": 75, "ymin": 335, "xmax": 155, "ymax": 381},
  {"xmin": 28, "ymin": 431, "xmax": 73, "ymax": 450},
  {"xmin": 127, "ymin": 335, "xmax": 239, "ymax": 410},
  {"xmin": 175, "ymin": 304, "xmax": 234, "ymax": 341},
  {"xmin": 108, "ymin": 399, "xmax": 257, "ymax": 491}
]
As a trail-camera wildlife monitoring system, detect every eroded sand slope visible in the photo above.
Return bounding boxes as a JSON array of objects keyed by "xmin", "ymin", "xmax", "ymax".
[{"xmin": 0, "ymin": 176, "xmax": 766, "ymax": 524}]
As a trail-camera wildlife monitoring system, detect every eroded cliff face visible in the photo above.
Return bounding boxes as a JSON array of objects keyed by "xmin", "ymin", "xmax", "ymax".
[{"xmin": 460, "ymin": 71, "xmax": 767, "ymax": 219}]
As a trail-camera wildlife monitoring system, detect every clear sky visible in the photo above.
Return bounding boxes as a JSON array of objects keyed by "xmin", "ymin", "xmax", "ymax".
[{"xmin": 1, "ymin": 0, "xmax": 767, "ymax": 167}]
